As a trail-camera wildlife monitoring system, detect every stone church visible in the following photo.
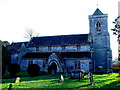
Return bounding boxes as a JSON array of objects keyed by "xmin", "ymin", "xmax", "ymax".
[{"xmin": 7, "ymin": 8, "xmax": 112, "ymax": 73}]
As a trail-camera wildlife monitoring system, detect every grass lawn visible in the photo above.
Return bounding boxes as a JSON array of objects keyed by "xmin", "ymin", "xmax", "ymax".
[{"xmin": 1, "ymin": 73, "xmax": 120, "ymax": 89}]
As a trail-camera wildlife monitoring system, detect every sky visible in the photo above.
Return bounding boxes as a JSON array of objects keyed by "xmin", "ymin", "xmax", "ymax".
[{"xmin": 0, "ymin": 0, "xmax": 119, "ymax": 59}]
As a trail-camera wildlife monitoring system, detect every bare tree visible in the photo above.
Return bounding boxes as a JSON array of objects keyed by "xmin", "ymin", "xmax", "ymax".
[
  {"xmin": 111, "ymin": 16, "xmax": 120, "ymax": 61},
  {"xmin": 24, "ymin": 28, "xmax": 39, "ymax": 40},
  {"xmin": 111, "ymin": 16, "xmax": 120, "ymax": 36}
]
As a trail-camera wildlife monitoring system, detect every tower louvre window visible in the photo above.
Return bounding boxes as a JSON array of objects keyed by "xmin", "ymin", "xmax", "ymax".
[{"xmin": 96, "ymin": 22, "xmax": 101, "ymax": 32}]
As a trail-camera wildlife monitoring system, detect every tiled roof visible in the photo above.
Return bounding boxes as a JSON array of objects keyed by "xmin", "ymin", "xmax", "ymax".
[
  {"xmin": 27, "ymin": 34, "xmax": 89, "ymax": 47},
  {"xmin": 93, "ymin": 8, "xmax": 103, "ymax": 15},
  {"xmin": 22, "ymin": 52, "xmax": 91, "ymax": 59},
  {"xmin": 7, "ymin": 42, "xmax": 28, "ymax": 54},
  {"xmin": 61, "ymin": 52, "xmax": 91, "ymax": 58},
  {"xmin": 22, "ymin": 52, "xmax": 51, "ymax": 59}
]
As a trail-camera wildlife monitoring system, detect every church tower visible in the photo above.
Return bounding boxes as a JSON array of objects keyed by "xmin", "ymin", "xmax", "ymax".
[{"xmin": 89, "ymin": 8, "xmax": 112, "ymax": 73}]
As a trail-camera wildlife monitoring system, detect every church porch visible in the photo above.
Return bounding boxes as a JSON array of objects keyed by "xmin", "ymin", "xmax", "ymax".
[{"xmin": 19, "ymin": 52, "xmax": 93, "ymax": 73}]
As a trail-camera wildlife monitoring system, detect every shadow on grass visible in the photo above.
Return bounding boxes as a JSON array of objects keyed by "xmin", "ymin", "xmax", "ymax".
[
  {"xmin": 75, "ymin": 84, "xmax": 90, "ymax": 89},
  {"xmin": 73, "ymin": 78, "xmax": 119, "ymax": 89},
  {"xmin": 2, "ymin": 73, "xmax": 120, "ymax": 89},
  {"xmin": 74, "ymin": 79, "xmax": 120, "ymax": 89},
  {"xmin": 100, "ymin": 80, "xmax": 120, "ymax": 89},
  {"xmin": 2, "ymin": 74, "xmax": 62, "ymax": 83}
]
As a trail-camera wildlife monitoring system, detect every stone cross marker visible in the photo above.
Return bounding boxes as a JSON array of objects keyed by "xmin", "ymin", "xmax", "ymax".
[
  {"xmin": 88, "ymin": 72, "xmax": 94, "ymax": 86},
  {"xmin": 60, "ymin": 75, "xmax": 64, "ymax": 83},
  {"xmin": 15, "ymin": 77, "xmax": 20, "ymax": 83}
]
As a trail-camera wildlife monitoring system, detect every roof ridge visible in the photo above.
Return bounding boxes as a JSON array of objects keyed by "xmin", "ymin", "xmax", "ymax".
[
  {"xmin": 11, "ymin": 41, "xmax": 29, "ymax": 44},
  {"xmin": 33, "ymin": 34, "xmax": 89, "ymax": 38},
  {"xmin": 27, "ymin": 34, "xmax": 89, "ymax": 47}
]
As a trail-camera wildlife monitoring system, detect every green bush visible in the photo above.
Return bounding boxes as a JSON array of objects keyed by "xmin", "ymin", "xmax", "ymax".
[
  {"xmin": 2, "ymin": 63, "xmax": 6, "ymax": 76},
  {"xmin": 27, "ymin": 64, "xmax": 40, "ymax": 77},
  {"xmin": 8, "ymin": 63, "xmax": 20, "ymax": 77}
]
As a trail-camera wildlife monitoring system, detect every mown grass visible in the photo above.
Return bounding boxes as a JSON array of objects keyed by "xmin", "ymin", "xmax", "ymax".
[{"xmin": 1, "ymin": 73, "xmax": 120, "ymax": 89}]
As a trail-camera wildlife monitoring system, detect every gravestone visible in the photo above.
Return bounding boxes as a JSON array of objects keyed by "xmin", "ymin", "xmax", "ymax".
[
  {"xmin": 59, "ymin": 75, "xmax": 64, "ymax": 83},
  {"xmin": 70, "ymin": 69, "xmax": 85, "ymax": 79},
  {"xmin": 88, "ymin": 72, "xmax": 94, "ymax": 86},
  {"xmin": 15, "ymin": 77, "xmax": 20, "ymax": 83},
  {"xmin": 79, "ymin": 72, "xmax": 82, "ymax": 81},
  {"xmin": 81, "ymin": 70, "xmax": 85, "ymax": 79}
]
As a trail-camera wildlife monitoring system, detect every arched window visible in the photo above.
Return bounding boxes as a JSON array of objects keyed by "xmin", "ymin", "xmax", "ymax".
[{"xmin": 96, "ymin": 22, "xmax": 101, "ymax": 32}]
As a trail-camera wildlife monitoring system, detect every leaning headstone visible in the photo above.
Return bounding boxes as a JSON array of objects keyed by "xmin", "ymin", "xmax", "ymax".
[
  {"xmin": 59, "ymin": 75, "xmax": 64, "ymax": 83},
  {"xmin": 81, "ymin": 70, "xmax": 85, "ymax": 79},
  {"xmin": 88, "ymin": 72, "xmax": 94, "ymax": 86},
  {"xmin": 15, "ymin": 77, "xmax": 20, "ymax": 83},
  {"xmin": 8, "ymin": 84, "xmax": 12, "ymax": 90},
  {"xmin": 79, "ymin": 72, "xmax": 82, "ymax": 81}
]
